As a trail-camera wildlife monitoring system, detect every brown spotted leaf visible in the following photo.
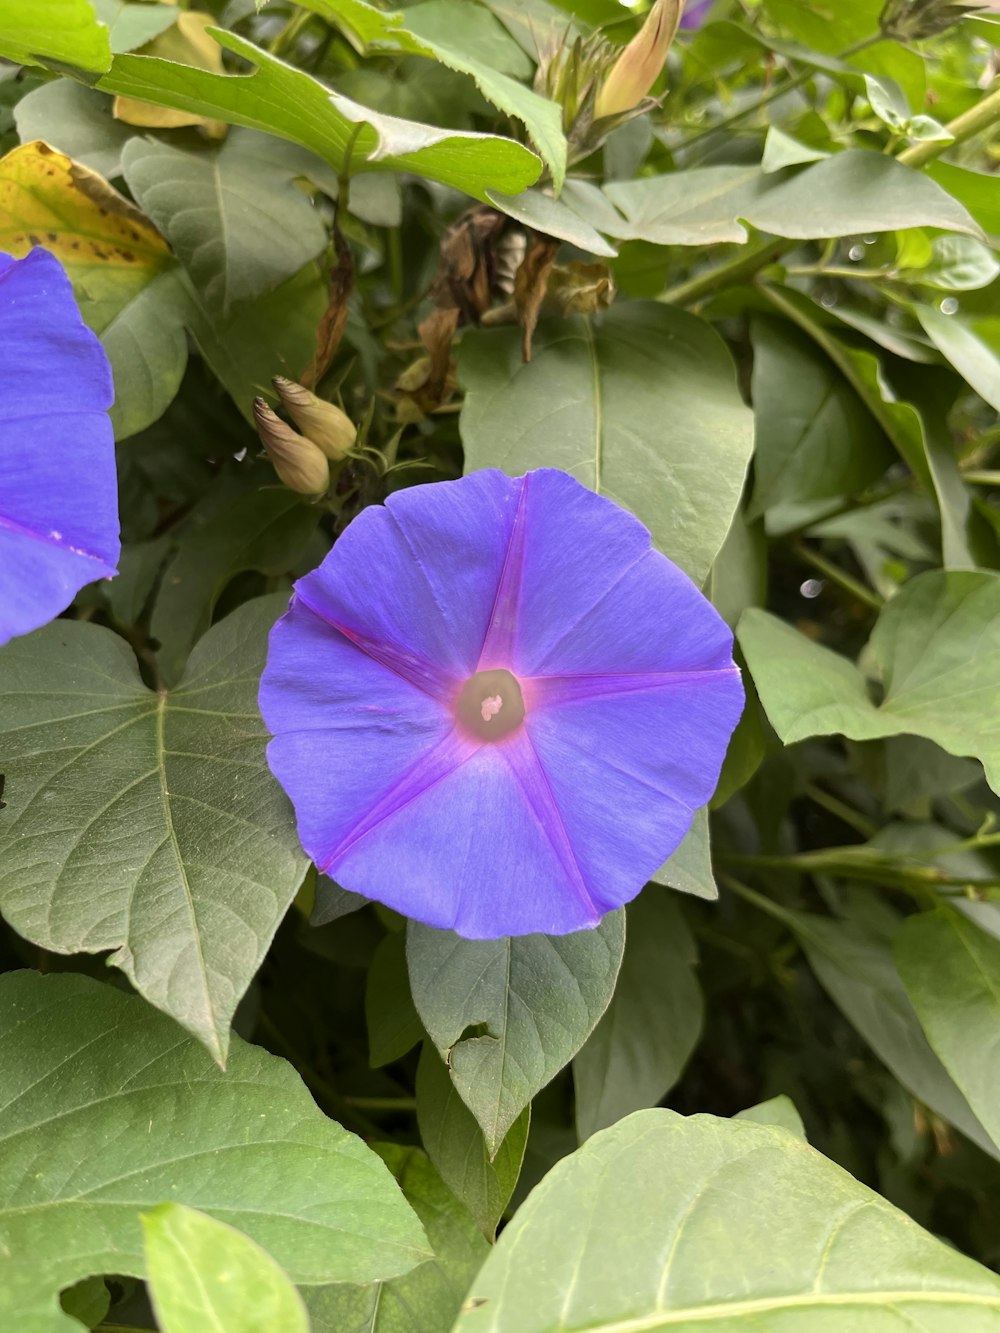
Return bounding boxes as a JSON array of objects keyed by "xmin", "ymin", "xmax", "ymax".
[{"xmin": 0, "ymin": 140, "xmax": 172, "ymax": 330}]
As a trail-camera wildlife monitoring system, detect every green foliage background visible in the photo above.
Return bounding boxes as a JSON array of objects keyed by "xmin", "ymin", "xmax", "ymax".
[{"xmin": 1, "ymin": 0, "xmax": 1000, "ymax": 1328}]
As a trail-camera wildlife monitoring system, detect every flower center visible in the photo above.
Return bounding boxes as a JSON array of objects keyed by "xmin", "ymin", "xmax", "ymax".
[{"xmin": 455, "ymin": 668, "xmax": 525, "ymax": 742}]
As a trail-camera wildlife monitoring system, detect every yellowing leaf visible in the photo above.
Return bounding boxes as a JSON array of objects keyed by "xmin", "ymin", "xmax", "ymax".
[
  {"xmin": 113, "ymin": 11, "xmax": 227, "ymax": 137},
  {"xmin": 0, "ymin": 140, "xmax": 171, "ymax": 330}
]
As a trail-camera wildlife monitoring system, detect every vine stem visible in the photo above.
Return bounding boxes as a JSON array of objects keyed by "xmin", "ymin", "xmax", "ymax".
[
  {"xmin": 659, "ymin": 236, "xmax": 790, "ymax": 306},
  {"xmin": 791, "ymin": 539, "xmax": 884, "ymax": 611},
  {"xmin": 269, "ymin": 5, "xmax": 311, "ymax": 57},
  {"xmin": 896, "ymin": 79, "xmax": 1000, "ymax": 168},
  {"xmin": 679, "ymin": 33, "xmax": 883, "ymax": 157}
]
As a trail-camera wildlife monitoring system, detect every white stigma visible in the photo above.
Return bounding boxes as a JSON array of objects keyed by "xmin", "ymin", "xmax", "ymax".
[{"xmin": 480, "ymin": 694, "xmax": 503, "ymax": 722}]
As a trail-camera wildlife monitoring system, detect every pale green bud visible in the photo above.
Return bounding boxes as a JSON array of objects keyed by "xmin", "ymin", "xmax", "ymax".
[
  {"xmin": 594, "ymin": 0, "xmax": 682, "ymax": 121},
  {"xmin": 272, "ymin": 376, "xmax": 357, "ymax": 462},
  {"xmin": 253, "ymin": 397, "xmax": 330, "ymax": 496}
]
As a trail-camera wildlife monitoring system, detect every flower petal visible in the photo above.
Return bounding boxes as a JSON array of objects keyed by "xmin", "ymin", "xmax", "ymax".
[
  {"xmin": 0, "ymin": 248, "xmax": 119, "ymax": 645},
  {"xmin": 293, "ymin": 470, "xmax": 521, "ymax": 691},
  {"xmin": 525, "ymin": 670, "xmax": 744, "ymax": 905},
  {"xmin": 330, "ymin": 738, "xmax": 606, "ymax": 938},
  {"xmin": 493, "ymin": 470, "xmax": 732, "ymax": 677},
  {"xmin": 259, "ymin": 598, "xmax": 455, "ymax": 865}
]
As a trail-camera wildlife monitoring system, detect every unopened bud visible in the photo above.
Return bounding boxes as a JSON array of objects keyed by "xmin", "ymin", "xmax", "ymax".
[
  {"xmin": 880, "ymin": 0, "xmax": 988, "ymax": 39},
  {"xmin": 594, "ymin": 0, "xmax": 682, "ymax": 121},
  {"xmin": 253, "ymin": 397, "xmax": 330, "ymax": 496},
  {"xmin": 272, "ymin": 376, "xmax": 357, "ymax": 461}
]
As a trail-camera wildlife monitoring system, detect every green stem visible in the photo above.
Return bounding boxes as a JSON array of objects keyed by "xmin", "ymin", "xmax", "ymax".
[
  {"xmin": 792, "ymin": 539, "xmax": 884, "ymax": 611},
  {"xmin": 804, "ymin": 782, "xmax": 880, "ymax": 839},
  {"xmin": 720, "ymin": 848, "xmax": 1000, "ymax": 893},
  {"xmin": 659, "ymin": 236, "xmax": 792, "ymax": 307},
  {"xmin": 783, "ymin": 264, "xmax": 894, "ymax": 281},
  {"xmin": 680, "ymin": 33, "xmax": 882, "ymax": 155},
  {"xmin": 269, "ymin": 6, "xmax": 311, "ymax": 57},
  {"xmin": 897, "ymin": 79, "xmax": 1000, "ymax": 168},
  {"xmin": 718, "ymin": 873, "xmax": 799, "ymax": 927},
  {"xmin": 963, "ymin": 470, "xmax": 1000, "ymax": 487}
]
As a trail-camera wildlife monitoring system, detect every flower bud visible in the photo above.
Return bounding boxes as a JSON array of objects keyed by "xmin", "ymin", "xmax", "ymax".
[
  {"xmin": 594, "ymin": 0, "xmax": 682, "ymax": 121},
  {"xmin": 272, "ymin": 376, "xmax": 357, "ymax": 461},
  {"xmin": 880, "ymin": 0, "xmax": 988, "ymax": 40},
  {"xmin": 253, "ymin": 397, "xmax": 330, "ymax": 496}
]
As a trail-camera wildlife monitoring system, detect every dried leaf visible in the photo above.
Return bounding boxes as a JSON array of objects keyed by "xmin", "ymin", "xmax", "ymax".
[
  {"xmin": 513, "ymin": 235, "xmax": 559, "ymax": 362},
  {"xmin": 301, "ymin": 219, "xmax": 354, "ymax": 389},
  {"xmin": 429, "ymin": 206, "xmax": 508, "ymax": 324}
]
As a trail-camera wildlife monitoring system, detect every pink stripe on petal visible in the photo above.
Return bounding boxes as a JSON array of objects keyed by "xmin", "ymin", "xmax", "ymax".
[
  {"xmin": 526, "ymin": 666, "xmax": 742, "ymax": 710},
  {"xmin": 477, "ymin": 474, "xmax": 530, "ymax": 669},
  {"xmin": 295, "ymin": 590, "xmax": 458, "ymax": 703},
  {"xmin": 500, "ymin": 727, "xmax": 604, "ymax": 923},
  {"xmin": 321, "ymin": 725, "xmax": 481, "ymax": 872}
]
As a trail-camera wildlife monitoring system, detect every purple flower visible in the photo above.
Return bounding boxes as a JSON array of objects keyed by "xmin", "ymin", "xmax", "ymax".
[
  {"xmin": 680, "ymin": 0, "xmax": 713, "ymax": 28},
  {"xmin": 260, "ymin": 470, "xmax": 743, "ymax": 938},
  {"xmin": 0, "ymin": 248, "xmax": 119, "ymax": 645}
]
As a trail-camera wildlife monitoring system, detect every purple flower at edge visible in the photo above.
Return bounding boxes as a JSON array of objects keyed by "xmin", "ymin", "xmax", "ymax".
[
  {"xmin": 0, "ymin": 248, "xmax": 119, "ymax": 645},
  {"xmin": 259, "ymin": 470, "xmax": 743, "ymax": 939},
  {"xmin": 680, "ymin": 0, "xmax": 713, "ymax": 29}
]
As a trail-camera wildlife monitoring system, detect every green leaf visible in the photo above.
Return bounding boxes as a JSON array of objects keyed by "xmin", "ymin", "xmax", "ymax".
[
  {"xmin": 96, "ymin": 29, "xmax": 541, "ymax": 202},
  {"xmin": 458, "ymin": 303, "xmax": 754, "ymax": 583},
  {"xmin": 142, "ymin": 1205, "xmax": 309, "ymax": 1333},
  {"xmin": 59, "ymin": 1277, "xmax": 110, "ymax": 1331},
  {"xmin": 14, "ymin": 82, "xmax": 133, "ymax": 178},
  {"xmin": 604, "ymin": 150, "xmax": 981, "ymax": 246},
  {"xmin": 91, "ymin": 0, "xmax": 177, "ymax": 53},
  {"xmin": 735, "ymin": 1094, "xmax": 806, "ymax": 1138},
  {"xmin": 760, "ymin": 284, "xmax": 973, "ymax": 567},
  {"xmin": 98, "ymin": 266, "xmax": 189, "ymax": 440},
  {"xmin": 916, "ymin": 304, "xmax": 1000, "ymax": 414},
  {"xmin": 367, "ymin": 928, "xmax": 424, "ymax": 1068},
  {"xmin": 453, "ymin": 1109, "xmax": 1000, "ymax": 1332},
  {"xmin": 298, "ymin": 0, "xmax": 567, "ymax": 190},
  {"xmin": 0, "ymin": 970, "xmax": 429, "ymax": 1333},
  {"xmin": 574, "ymin": 891, "xmax": 702, "ymax": 1139},
  {"xmin": 760, "ymin": 125, "xmax": 829, "ymax": 173},
  {"xmin": 487, "ymin": 186, "xmax": 618, "ymax": 257},
  {"xmin": 305, "ymin": 1144, "xmax": 489, "ymax": 1333},
  {"xmin": 650, "ymin": 807, "xmax": 718, "ymax": 900},
  {"xmin": 748, "ymin": 316, "xmax": 893, "ymax": 518},
  {"xmin": 926, "ymin": 162, "xmax": 1000, "ymax": 240},
  {"xmin": 182, "ymin": 263, "xmax": 329, "ymax": 423},
  {"xmin": 407, "ymin": 913, "xmax": 624, "ymax": 1155},
  {"xmin": 788, "ymin": 904, "xmax": 998, "ymax": 1158},
  {"xmin": 0, "ymin": 596, "xmax": 309, "ymax": 1062},
  {"xmin": 738, "ymin": 570, "xmax": 1000, "ymax": 796},
  {"xmin": 896, "ymin": 907, "xmax": 1000, "ymax": 1152},
  {"xmin": 0, "ymin": 0, "xmax": 112, "ymax": 72},
  {"xmin": 121, "ymin": 130, "xmax": 329, "ymax": 315},
  {"xmin": 406, "ymin": 0, "xmax": 533, "ymax": 75},
  {"xmin": 864, "ymin": 72, "xmax": 909, "ymax": 131},
  {"xmin": 906, "ymin": 236, "xmax": 1000, "ymax": 292},
  {"xmin": 149, "ymin": 484, "xmax": 320, "ymax": 686},
  {"xmin": 415, "ymin": 1044, "xmax": 529, "ymax": 1239}
]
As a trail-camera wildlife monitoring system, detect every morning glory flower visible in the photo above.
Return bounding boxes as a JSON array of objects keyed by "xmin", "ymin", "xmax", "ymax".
[
  {"xmin": 0, "ymin": 248, "xmax": 119, "ymax": 646},
  {"xmin": 680, "ymin": 0, "xmax": 713, "ymax": 28},
  {"xmin": 260, "ymin": 469, "xmax": 743, "ymax": 938}
]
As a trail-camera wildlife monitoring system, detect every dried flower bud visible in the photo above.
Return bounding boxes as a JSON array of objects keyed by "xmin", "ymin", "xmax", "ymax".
[
  {"xmin": 594, "ymin": 0, "xmax": 682, "ymax": 121},
  {"xmin": 880, "ymin": 0, "xmax": 989, "ymax": 40},
  {"xmin": 253, "ymin": 397, "xmax": 330, "ymax": 496},
  {"xmin": 272, "ymin": 376, "xmax": 357, "ymax": 461}
]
